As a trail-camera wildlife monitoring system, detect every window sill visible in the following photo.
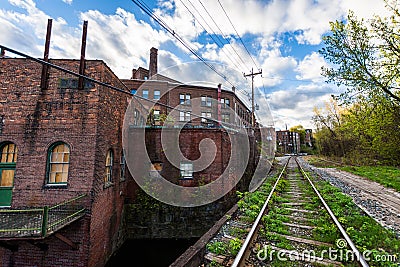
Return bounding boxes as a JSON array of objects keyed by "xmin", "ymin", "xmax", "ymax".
[{"xmin": 44, "ymin": 183, "xmax": 68, "ymax": 189}]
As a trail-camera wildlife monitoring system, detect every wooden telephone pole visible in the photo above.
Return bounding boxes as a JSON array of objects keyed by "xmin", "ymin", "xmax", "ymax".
[{"xmin": 244, "ymin": 68, "xmax": 262, "ymax": 127}]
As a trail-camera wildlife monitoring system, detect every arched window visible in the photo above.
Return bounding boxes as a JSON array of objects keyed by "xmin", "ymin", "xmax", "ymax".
[
  {"xmin": 0, "ymin": 142, "xmax": 17, "ymax": 187},
  {"xmin": 47, "ymin": 142, "xmax": 70, "ymax": 184},
  {"xmin": 105, "ymin": 149, "xmax": 113, "ymax": 184}
]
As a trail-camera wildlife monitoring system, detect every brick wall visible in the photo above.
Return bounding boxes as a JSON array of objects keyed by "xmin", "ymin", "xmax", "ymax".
[
  {"xmin": 0, "ymin": 58, "xmax": 131, "ymax": 267},
  {"xmin": 124, "ymin": 127, "xmax": 258, "ymax": 239}
]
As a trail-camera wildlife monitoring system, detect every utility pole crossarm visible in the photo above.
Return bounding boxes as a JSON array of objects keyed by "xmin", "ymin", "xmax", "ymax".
[{"xmin": 244, "ymin": 68, "xmax": 262, "ymax": 128}]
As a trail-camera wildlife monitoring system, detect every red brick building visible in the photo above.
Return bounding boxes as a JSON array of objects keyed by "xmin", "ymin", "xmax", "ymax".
[
  {"xmin": 0, "ymin": 57, "xmax": 132, "ymax": 267},
  {"xmin": 121, "ymin": 47, "xmax": 256, "ymax": 189},
  {"xmin": 276, "ymin": 130, "xmax": 300, "ymax": 155},
  {"xmin": 0, "ymin": 47, "xmax": 273, "ymax": 266}
]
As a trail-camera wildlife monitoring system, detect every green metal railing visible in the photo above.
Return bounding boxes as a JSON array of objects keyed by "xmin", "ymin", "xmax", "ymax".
[{"xmin": 0, "ymin": 194, "xmax": 87, "ymax": 238}]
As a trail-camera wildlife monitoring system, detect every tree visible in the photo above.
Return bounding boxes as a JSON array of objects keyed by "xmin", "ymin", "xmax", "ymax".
[
  {"xmin": 312, "ymin": 98, "xmax": 347, "ymax": 157},
  {"xmin": 340, "ymin": 94, "xmax": 400, "ymax": 165},
  {"xmin": 312, "ymin": 95, "xmax": 400, "ymax": 165},
  {"xmin": 320, "ymin": 0, "xmax": 400, "ymax": 104},
  {"xmin": 289, "ymin": 125, "xmax": 306, "ymax": 144}
]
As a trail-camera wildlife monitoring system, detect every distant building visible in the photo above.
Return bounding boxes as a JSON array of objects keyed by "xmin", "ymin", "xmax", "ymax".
[
  {"xmin": 305, "ymin": 129, "xmax": 313, "ymax": 147},
  {"xmin": 276, "ymin": 130, "xmax": 300, "ymax": 154}
]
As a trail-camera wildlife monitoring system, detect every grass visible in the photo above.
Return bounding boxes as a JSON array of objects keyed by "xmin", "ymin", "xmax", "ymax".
[
  {"xmin": 303, "ymin": 155, "xmax": 400, "ymax": 192},
  {"xmin": 339, "ymin": 165, "xmax": 400, "ymax": 192},
  {"xmin": 311, "ymin": 177, "xmax": 400, "ymax": 267}
]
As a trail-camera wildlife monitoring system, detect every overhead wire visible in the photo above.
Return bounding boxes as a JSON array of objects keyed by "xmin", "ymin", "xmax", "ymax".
[
  {"xmin": 177, "ymin": 0, "xmax": 243, "ymax": 71},
  {"xmin": 131, "ymin": 0, "xmax": 263, "ymax": 111},
  {"xmin": 197, "ymin": 0, "xmax": 251, "ymax": 71},
  {"xmin": 0, "ymin": 44, "xmax": 250, "ymax": 127},
  {"xmin": 131, "ymin": 0, "xmax": 236, "ymax": 88},
  {"xmin": 217, "ymin": 0, "xmax": 260, "ymax": 71}
]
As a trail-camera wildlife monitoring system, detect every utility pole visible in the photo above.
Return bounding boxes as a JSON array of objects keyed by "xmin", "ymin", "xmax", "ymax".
[{"xmin": 244, "ymin": 68, "xmax": 262, "ymax": 127}]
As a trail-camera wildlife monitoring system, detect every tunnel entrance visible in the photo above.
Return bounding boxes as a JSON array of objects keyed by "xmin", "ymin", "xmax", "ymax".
[{"xmin": 105, "ymin": 238, "xmax": 198, "ymax": 267}]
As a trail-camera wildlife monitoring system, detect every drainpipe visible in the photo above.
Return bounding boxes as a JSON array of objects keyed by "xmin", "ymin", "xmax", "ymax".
[{"xmin": 217, "ymin": 84, "xmax": 222, "ymax": 127}]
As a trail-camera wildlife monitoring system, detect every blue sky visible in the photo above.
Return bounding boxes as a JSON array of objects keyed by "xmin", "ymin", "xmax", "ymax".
[{"xmin": 0, "ymin": 0, "xmax": 390, "ymax": 130}]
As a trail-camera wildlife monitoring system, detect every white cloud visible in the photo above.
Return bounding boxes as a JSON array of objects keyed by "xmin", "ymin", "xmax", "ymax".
[
  {"xmin": 0, "ymin": 0, "xmax": 391, "ymax": 130},
  {"xmin": 1, "ymin": 0, "xmax": 74, "ymax": 57},
  {"xmin": 295, "ymin": 52, "xmax": 328, "ymax": 81},
  {"xmin": 0, "ymin": 1, "xmax": 171, "ymax": 78},
  {"xmin": 80, "ymin": 8, "xmax": 170, "ymax": 78},
  {"xmin": 259, "ymin": 47, "xmax": 297, "ymax": 87},
  {"xmin": 340, "ymin": 0, "xmax": 391, "ymax": 20},
  {"xmin": 267, "ymin": 82, "xmax": 338, "ymax": 130}
]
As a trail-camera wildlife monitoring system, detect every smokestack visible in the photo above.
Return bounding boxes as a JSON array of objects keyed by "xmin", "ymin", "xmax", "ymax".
[
  {"xmin": 217, "ymin": 84, "xmax": 222, "ymax": 126},
  {"xmin": 149, "ymin": 47, "xmax": 158, "ymax": 80}
]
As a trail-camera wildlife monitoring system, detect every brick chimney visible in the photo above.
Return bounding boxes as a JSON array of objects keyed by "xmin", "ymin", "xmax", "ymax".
[{"xmin": 149, "ymin": 47, "xmax": 158, "ymax": 80}]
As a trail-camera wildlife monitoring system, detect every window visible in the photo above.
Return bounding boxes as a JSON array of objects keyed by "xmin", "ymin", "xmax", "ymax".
[
  {"xmin": 153, "ymin": 110, "xmax": 160, "ymax": 121},
  {"xmin": 221, "ymin": 98, "xmax": 230, "ymax": 108},
  {"xmin": 47, "ymin": 142, "xmax": 70, "ymax": 184},
  {"xmin": 201, "ymin": 95, "xmax": 212, "ymax": 107},
  {"xmin": 142, "ymin": 89, "xmax": 149, "ymax": 99},
  {"xmin": 154, "ymin": 90, "xmax": 160, "ymax": 100},
  {"xmin": 139, "ymin": 116, "xmax": 145, "ymax": 126},
  {"xmin": 105, "ymin": 149, "xmax": 113, "ymax": 185},
  {"xmin": 180, "ymin": 162, "xmax": 193, "ymax": 179},
  {"xmin": 134, "ymin": 109, "xmax": 139, "ymax": 126},
  {"xmin": 225, "ymin": 98, "xmax": 230, "ymax": 107},
  {"xmin": 222, "ymin": 114, "xmax": 230, "ymax": 123},
  {"xmin": 59, "ymin": 78, "xmax": 95, "ymax": 89},
  {"xmin": 179, "ymin": 93, "xmax": 191, "ymax": 105},
  {"xmin": 201, "ymin": 112, "xmax": 212, "ymax": 123},
  {"xmin": 120, "ymin": 151, "xmax": 126, "ymax": 181},
  {"xmin": 179, "ymin": 111, "xmax": 191, "ymax": 122},
  {"xmin": 0, "ymin": 142, "xmax": 17, "ymax": 187}
]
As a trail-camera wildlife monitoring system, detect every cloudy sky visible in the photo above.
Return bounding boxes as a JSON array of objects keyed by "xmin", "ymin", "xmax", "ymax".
[{"xmin": 0, "ymin": 0, "xmax": 391, "ymax": 130}]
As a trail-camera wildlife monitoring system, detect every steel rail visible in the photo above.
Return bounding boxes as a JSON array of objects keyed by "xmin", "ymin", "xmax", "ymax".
[
  {"xmin": 231, "ymin": 157, "xmax": 290, "ymax": 267},
  {"xmin": 296, "ymin": 157, "xmax": 369, "ymax": 267}
]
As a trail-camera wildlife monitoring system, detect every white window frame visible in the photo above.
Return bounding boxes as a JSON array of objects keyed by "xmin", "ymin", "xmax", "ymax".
[
  {"xmin": 142, "ymin": 89, "xmax": 149, "ymax": 99},
  {"xmin": 179, "ymin": 111, "xmax": 191, "ymax": 122},
  {"xmin": 180, "ymin": 162, "xmax": 193, "ymax": 179},
  {"xmin": 154, "ymin": 90, "xmax": 160, "ymax": 100}
]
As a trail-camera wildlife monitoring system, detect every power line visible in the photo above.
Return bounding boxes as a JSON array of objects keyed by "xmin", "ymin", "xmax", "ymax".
[
  {"xmin": 0, "ymin": 44, "xmax": 250, "ymax": 128},
  {"xmin": 262, "ymin": 75, "xmax": 326, "ymax": 83},
  {"xmin": 131, "ymin": 0, "xmax": 236, "ymax": 88},
  {"xmin": 197, "ymin": 0, "xmax": 251, "ymax": 71},
  {"xmin": 217, "ymin": 0, "xmax": 259, "ymax": 71},
  {"xmin": 178, "ymin": 0, "xmax": 242, "ymax": 71}
]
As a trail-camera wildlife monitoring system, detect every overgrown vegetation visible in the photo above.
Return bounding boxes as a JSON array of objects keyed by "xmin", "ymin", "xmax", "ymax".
[
  {"xmin": 312, "ymin": 96, "xmax": 400, "ymax": 166},
  {"xmin": 315, "ymin": 0, "xmax": 400, "ymax": 166},
  {"xmin": 311, "ymin": 173, "xmax": 400, "ymax": 267}
]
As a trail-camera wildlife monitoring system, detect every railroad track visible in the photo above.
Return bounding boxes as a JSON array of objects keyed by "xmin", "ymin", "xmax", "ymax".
[
  {"xmin": 221, "ymin": 156, "xmax": 369, "ymax": 267},
  {"xmin": 230, "ymin": 156, "xmax": 369, "ymax": 266}
]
